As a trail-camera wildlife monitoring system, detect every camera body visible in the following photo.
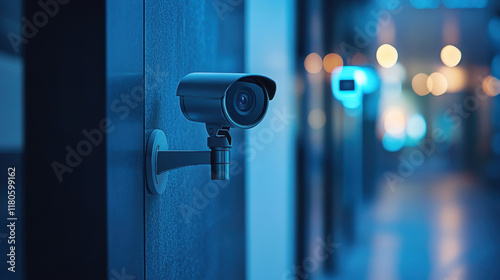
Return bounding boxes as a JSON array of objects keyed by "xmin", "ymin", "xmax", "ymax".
[
  {"xmin": 147, "ymin": 73, "xmax": 277, "ymax": 191},
  {"xmin": 177, "ymin": 73, "xmax": 276, "ymax": 129}
]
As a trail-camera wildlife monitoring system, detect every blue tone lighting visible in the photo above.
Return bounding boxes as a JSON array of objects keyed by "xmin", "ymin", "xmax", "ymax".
[
  {"xmin": 382, "ymin": 133, "xmax": 406, "ymax": 152},
  {"xmin": 492, "ymin": 55, "xmax": 500, "ymax": 79},
  {"xmin": 375, "ymin": 0, "xmax": 402, "ymax": 10},
  {"xmin": 332, "ymin": 66, "xmax": 363, "ymax": 109},
  {"xmin": 410, "ymin": 0, "xmax": 440, "ymax": 9},
  {"xmin": 488, "ymin": 17, "xmax": 500, "ymax": 50},
  {"xmin": 356, "ymin": 67, "xmax": 380, "ymax": 94},
  {"xmin": 443, "ymin": 0, "xmax": 488, "ymax": 9},
  {"xmin": 409, "ymin": 0, "xmax": 488, "ymax": 9},
  {"xmin": 407, "ymin": 114, "xmax": 427, "ymax": 142}
]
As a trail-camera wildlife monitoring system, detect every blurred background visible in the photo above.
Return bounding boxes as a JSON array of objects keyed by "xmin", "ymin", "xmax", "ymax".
[
  {"xmin": 2, "ymin": 0, "xmax": 500, "ymax": 279},
  {"xmin": 249, "ymin": 0, "xmax": 500, "ymax": 279}
]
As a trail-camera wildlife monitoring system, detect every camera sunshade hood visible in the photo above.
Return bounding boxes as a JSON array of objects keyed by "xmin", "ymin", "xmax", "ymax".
[{"xmin": 177, "ymin": 72, "xmax": 276, "ymax": 100}]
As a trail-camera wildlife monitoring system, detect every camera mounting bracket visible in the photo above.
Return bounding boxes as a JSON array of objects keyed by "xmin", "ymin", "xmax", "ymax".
[{"xmin": 146, "ymin": 126, "xmax": 232, "ymax": 195}]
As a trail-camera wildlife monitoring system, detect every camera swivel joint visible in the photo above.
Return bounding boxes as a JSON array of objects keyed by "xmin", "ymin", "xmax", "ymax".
[
  {"xmin": 206, "ymin": 124, "xmax": 232, "ymax": 181},
  {"xmin": 146, "ymin": 125, "xmax": 232, "ymax": 195}
]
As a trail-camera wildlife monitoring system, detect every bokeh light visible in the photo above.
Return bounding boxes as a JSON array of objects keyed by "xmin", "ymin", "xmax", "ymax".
[
  {"xmin": 382, "ymin": 133, "xmax": 405, "ymax": 152},
  {"xmin": 354, "ymin": 70, "xmax": 367, "ymax": 86},
  {"xmin": 304, "ymin": 53, "xmax": 323, "ymax": 74},
  {"xmin": 412, "ymin": 73, "xmax": 430, "ymax": 96},
  {"xmin": 441, "ymin": 45, "xmax": 462, "ymax": 67},
  {"xmin": 438, "ymin": 66, "xmax": 467, "ymax": 93},
  {"xmin": 384, "ymin": 108, "xmax": 406, "ymax": 137},
  {"xmin": 353, "ymin": 67, "xmax": 380, "ymax": 94},
  {"xmin": 427, "ymin": 72, "xmax": 448, "ymax": 96},
  {"xmin": 482, "ymin": 75, "xmax": 500, "ymax": 97},
  {"xmin": 376, "ymin": 44, "xmax": 398, "ymax": 68},
  {"xmin": 407, "ymin": 114, "xmax": 427, "ymax": 141},
  {"xmin": 323, "ymin": 53, "xmax": 343, "ymax": 73},
  {"xmin": 308, "ymin": 109, "xmax": 326, "ymax": 129},
  {"xmin": 343, "ymin": 99, "xmax": 362, "ymax": 110}
]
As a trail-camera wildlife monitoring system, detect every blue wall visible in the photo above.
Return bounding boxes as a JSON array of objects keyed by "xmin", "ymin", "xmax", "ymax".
[
  {"xmin": 245, "ymin": 0, "xmax": 297, "ymax": 279},
  {"xmin": 144, "ymin": 0, "xmax": 246, "ymax": 279},
  {"xmin": 107, "ymin": 0, "xmax": 145, "ymax": 278}
]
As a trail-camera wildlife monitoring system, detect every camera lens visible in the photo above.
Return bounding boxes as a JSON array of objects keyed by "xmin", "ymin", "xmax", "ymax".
[
  {"xmin": 225, "ymin": 80, "xmax": 269, "ymax": 128},
  {"xmin": 235, "ymin": 91, "xmax": 254, "ymax": 113}
]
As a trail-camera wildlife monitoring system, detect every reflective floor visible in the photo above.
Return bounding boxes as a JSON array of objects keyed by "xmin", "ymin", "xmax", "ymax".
[{"xmin": 334, "ymin": 159, "xmax": 500, "ymax": 280}]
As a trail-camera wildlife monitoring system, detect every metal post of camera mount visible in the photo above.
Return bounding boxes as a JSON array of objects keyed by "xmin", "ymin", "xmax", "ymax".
[
  {"xmin": 146, "ymin": 127, "xmax": 232, "ymax": 195},
  {"xmin": 206, "ymin": 125, "xmax": 232, "ymax": 180}
]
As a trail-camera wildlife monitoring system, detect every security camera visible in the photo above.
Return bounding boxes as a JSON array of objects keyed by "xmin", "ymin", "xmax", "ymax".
[
  {"xmin": 146, "ymin": 72, "xmax": 276, "ymax": 195},
  {"xmin": 177, "ymin": 72, "xmax": 276, "ymax": 129}
]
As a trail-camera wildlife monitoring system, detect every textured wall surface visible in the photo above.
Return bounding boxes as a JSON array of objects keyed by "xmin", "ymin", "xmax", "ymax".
[
  {"xmin": 145, "ymin": 1, "xmax": 246, "ymax": 279},
  {"xmin": 106, "ymin": 0, "xmax": 145, "ymax": 278}
]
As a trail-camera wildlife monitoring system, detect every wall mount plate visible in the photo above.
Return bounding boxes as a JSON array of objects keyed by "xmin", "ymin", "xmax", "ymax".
[{"xmin": 146, "ymin": 129, "xmax": 168, "ymax": 195}]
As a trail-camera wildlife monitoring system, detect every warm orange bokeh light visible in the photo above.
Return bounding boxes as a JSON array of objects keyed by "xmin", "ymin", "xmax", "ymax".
[
  {"xmin": 376, "ymin": 44, "xmax": 398, "ymax": 68},
  {"xmin": 441, "ymin": 45, "xmax": 462, "ymax": 67},
  {"xmin": 412, "ymin": 73, "xmax": 430, "ymax": 96},
  {"xmin": 384, "ymin": 108, "xmax": 406, "ymax": 136},
  {"xmin": 304, "ymin": 53, "xmax": 323, "ymax": 74},
  {"xmin": 323, "ymin": 53, "xmax": 343, "ymax": 73},
  {"xmin": 482, "ymin": 75, "xmax": 500, "ymax": 97},
  {"xmin": 428, "ymin": 72, "xmax": 448, "ymax": 96}
]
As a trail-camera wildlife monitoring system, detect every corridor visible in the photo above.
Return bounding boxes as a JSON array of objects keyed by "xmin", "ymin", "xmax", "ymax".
[{"xmin": 337, "ymin": 162, "xmax": 500, "ymax": 280}]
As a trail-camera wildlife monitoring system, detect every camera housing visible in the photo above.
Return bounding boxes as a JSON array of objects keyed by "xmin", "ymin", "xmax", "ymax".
[
  {"xmin": 146, "ymin": 72, "xmax": 277, "ymax": 194},
  {"xmin": 177, "ymin": 73, "xmax": 276, "ymax": 129}
]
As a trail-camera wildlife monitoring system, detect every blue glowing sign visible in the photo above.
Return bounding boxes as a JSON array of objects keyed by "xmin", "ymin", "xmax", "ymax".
[
  {"xmin": 331, "ymin": 66, "xmax": 363, "ymax": 109},
  {"xmin": 331, "ymin": 66, "xmax": 380, "ymax": 109}
]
